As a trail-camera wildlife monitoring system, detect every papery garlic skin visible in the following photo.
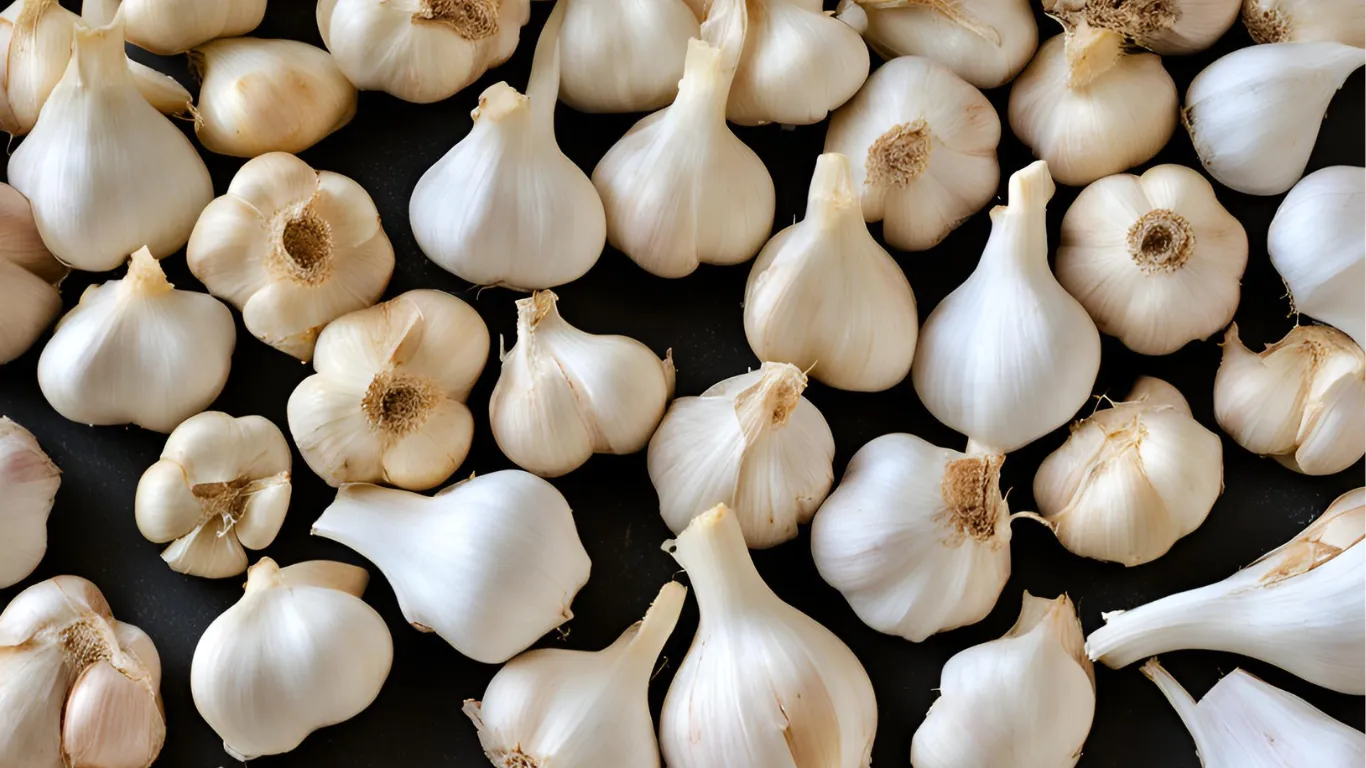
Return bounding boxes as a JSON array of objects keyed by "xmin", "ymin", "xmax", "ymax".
[
  {"xmin": 1044, "ymin": 0, "xmax": 1240, "ymax": 54},
  {"xmin": 560, "ymin": 0, "xmax": 698, "ymax": 112},
  {"xmin": 1242, "ymin": 0, "xmax": 1365, "ymax": 45},
  {"xmin": 119, "ymin": 0, "xmax": 265, "ymax": 54},
  {"xmin": 0, "ymin": 183, "xmax": 65, "ymax": 364},
  {"xmin": 0, "ymin": 418, "xmax": 59, "ymax": 588}
]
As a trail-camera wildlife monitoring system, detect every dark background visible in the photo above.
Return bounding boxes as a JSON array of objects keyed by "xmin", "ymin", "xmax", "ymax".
[{"xmin": 1, "ymin": 1, "xmax": 1362, "ymax": 766}]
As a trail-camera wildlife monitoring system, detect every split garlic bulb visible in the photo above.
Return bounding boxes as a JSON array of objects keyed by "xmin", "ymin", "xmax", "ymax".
[
  {"xmin": 0, "ymin": 183, "xmax": 65, "ymax": 364},
  {"xmin": 118, "ymin": 0, "xmax": 265, "ymax": 54},
  {"xmin": 648, "ymin": 362, "xmax": 835, "ymax": 548},
  {"xmin": 811, "ymin": 433, "xmax": 1012, "ymax": 641},
  {"xmin": 1214, "ymin": 324, "xmax": 1364, "ymax": 475},
  {"xmin": 823, "ymin": 55, "xmax": 1000, "ymax": 252},
  {"xmin": 660, "ymin": 504, "xmax": 878, "ymax": 768},
  {"xmin": 1242, "ymin": 0, "xmax": 1365, "ymax": 45},
  {"xmin": 745, "ymin": 153, "xmax": 918, "ymax": 391},
  {"xmin": 38, "ymin": 248, "xmax": 236, "ymax": 433},
  {"xmin": 910, "ymin": 593, "xmax": 1095, "ymax": 768},
  {"xmin": 191, "ymin": 558, "xmax": 392, "ymax": 761},
  {"xmin": 1056, "ymin": 164, "xmax": 1248, "ymax": 355},
  {"xmin": 913, "ymin": 161, "xmax": 1101, "ymax": 454},
  {"xmin": 287, "ymin": 289, "xmax": 488, "ymax": 491},
  {"xmin": 187, "ymin": 152, "xmax": 396, "ymax": 361},
  {"xmin": 1043, "ymin": 0, "xmax": 1240, "ymax": 54},
  {"xmin": 312, "ymin": 471, "xmax": 593, "ymax": 664},
  {"xmin": 135, "ymin": 411, "xmax": 292, "ymax": 579},
  {"xmin": 559, "ymin": 0, "xmax": 698, "ymax": 112},
  {"xmin": 0, "ymin": 418, "xmax": 59, "ymax": 588}
]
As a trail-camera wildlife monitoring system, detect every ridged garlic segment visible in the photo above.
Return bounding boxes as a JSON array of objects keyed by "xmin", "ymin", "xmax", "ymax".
[
  {"xmin": 38, "ymin": 248, "xmax": 236, "ymax": 433},
  {"xmin": 1242, "ymin": 0, "xmax": 1365, "ymax": 45},
  {"xmin": 661, "ymin": 505, "xmax": 878, "ymax": 768},
  {"xmin": 187, "ymin": 152, "xmax": 396, "ymax": 361},
  {"xmin": 191, "ymin": 559, "xmax": 393, "ymax": 761},
  {"xmin": 0, "ymin": 418, "xmax": 59, "ymax": 588},
  {"xmin": 913, "ymin": 161, "xmax": 1101, "ymax": 454},
  {"xmin": 134, "ymin": 412, "xmax": 292, "ymax": 579},
  {"xmin": 287, "ymin": 289, "xmax": 488, "ymax": 491},
  {"xmin": 119, "ymin": 0, "xmax": 265, "ymax": 54},
  {"xmin": 0, "ymin": 183, "xmax": 64, "ymax": 364},
  {"xmin": 910, "ymin": 594, "xmax": 1095, "ymax": 768},
  {"xmin": 648, "ymin": 362, "xmax": 835, "ymax": 548},
  {"xmin": 1087, "ymin": 488, "xmax": 1366, "ymax": 694},
  {"xmin": 824, "ymin": 55, "xmax": 1000, "ymax": 252},
  {"xmin": 811, "ymin": 433, "xmax": 1012, "ymax": 641},
  {"xmin": 1214, "ymin": 324, "xmax": 1365, "ymax": 476},
  {"xmin": 1044, "ymin": 0, "xmax": 1240, "ymax": 54},
  {"xmin": 560, "ymin": 0, "xmax": 698, "ymax": 113},
  {"xmin": 1057, "ymin": 164, "xmax": 1248, "ymax": 355},
  {"xmin": 0, "ymin": 576, "xmax": 165, "ymax": 768},
  {"xmin": 312, "ymin": 471, "xmax": 593, "ymax": 664}
]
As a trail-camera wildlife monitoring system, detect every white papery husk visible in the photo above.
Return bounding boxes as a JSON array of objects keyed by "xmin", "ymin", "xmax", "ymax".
[{"xmin": 0, "ymin": 417, "xmax": 59, "ymax": 588}]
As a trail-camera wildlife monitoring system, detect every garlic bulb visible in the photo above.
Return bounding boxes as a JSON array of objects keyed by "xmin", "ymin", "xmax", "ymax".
[
  {"xmin": 1043, "ymin": 0, "xmax": 1240, "ymax": 54},
  {"xmin": 490, "ymin": 291, "xmax": 675, "ymax": 477},
  {"xmin": 1086, "ymin": 487, "xmax": 1366, "ymax": 694},
  {"xmin": 1057, "ymin": 164, "xmax": 1249, "ymax": 355},
  {"xmin": 38, "ymin": 247, "xmax": 236, "ymax": 433},
  {"xmin": 118, "ymin": 0, "xmax": 265, "ymax": 54},
  {"xmin": 0, "ymin": 418, "xmax": 59, "ymax": 588},
  {"xmin": 1214, "ymin": 323, "xmax": 1364, "ymax": 475},
  {"xmin": 0, "ymin": 183, "xmax": 65, "ymax": 364},
  {"xmin": 810, "ymin": 433, "xmax": 1013, "ymax": 641},
  {"xmin": 0, "ymin": 576, "xmax": 164, "ymax": 768},
  {"xmin": 287, "ymin": 289, "xmax": 488, "ymax": 491},
  {"xmin": 317, "ymin": 0, "xmax": 530, "ymax": 103},
  {"xmin": 912, "ymin": 161, "xmax": 1101, "ymax": 454},
  {"xmin": 1184, "ymin": 42, "xmax": 1365, "ymax": 196},
  {"xmin": 823, "ymin": 54, "xmax": 1000, "ymax": 252},
  {"xmin": 312, "ymin": 471, "xmax": 593, "ymax": 664},
  {"xmin": 464, "ymin": 582, "xmax": 686, "ymax": 768},
  {"xmin": 191, "ymin": 558, "xmax": 392, "ymax": 761},
  {"xmin": 910, "ymin": 593, "xmax": 1095, "ymax": 768},
  {"xmin": 660, "ymin": 504, "xmax": 877, "ymax": 767},
  {"xmin": 135, "ymin": 411, "xmax": 291, "ymax": 579},
  {"xmin": 187, "ymin": 152, "xmax": 396, "ymax": 361},
  {"xmin": 1243, "ymin": 0, "xmax": 1365, "ymax": 45},
  {"xmin": 559, "ymin": 0, "xmax": 698, "ymax": 112},
  {"xmin": 648, "ymin": 362, "xmax": 835, "ymax": 548},
  {"xmin": 1010, "ymin": 25, "xmax": 1177, "ymax": 187},
  {"xmin": 744, "ymin": 153, "xmax": 919, "ymax": 392}
]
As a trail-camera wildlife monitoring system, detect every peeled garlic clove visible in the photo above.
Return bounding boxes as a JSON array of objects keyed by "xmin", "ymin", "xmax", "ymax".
[
  {"xmin": 560, "ymin": 0, "xmax": 698, "ymax": 112},
  {"xmin": 0, "ymin": 417, "xmax": 59, "ymax": 588},
  {"xmin": 1044, "ymin": 0, "xmax": 1240, "ymax": 54},
  {"xmin": 1242, "ymin": 0, "xmax": 1365, "ymax": 45},
  {"xmin": 0, "ymin": 183, "xmax": 65, "ymax": 364},
  {"xmin": 119, "ymin": 0, "xmax": 264, "ymax": 54},
  {"xmin": 312, "ymin": 471, "xmax": 593, "ymax": 664}
]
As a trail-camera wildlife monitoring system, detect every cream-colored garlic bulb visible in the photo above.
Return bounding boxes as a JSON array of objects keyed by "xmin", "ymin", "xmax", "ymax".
[
  {"xmin": 187, "ymin": 152, "xmax": 396, "ymax": 361},
  {"xmin": 1057, "ymin": 164, "xmax": 1248, "ymax": 355},
  {"xmin": 560, "ymin": 0, "xmax": 698, "ymax": 112},
  {"xmin": 287, "ymin": 289, "xmax": 488, "ymax": 491},
  {"xmin": 1242, "ymin": 0, "xmax": 1365, "ymax": 45},
  {"xmin": 118, "ymin": 0, "xmax": 265, "ymax": 54},
  {"xmin": 0, "ymin": 417, "xmax": 59, "ymax": 588},
  {"xmin": 0, "ymin": 183, "xmax": 65, "ymax": 364},
  {"xmin": 1044, "ymin": 0, "xmax": 1240, "ymax": 54}
]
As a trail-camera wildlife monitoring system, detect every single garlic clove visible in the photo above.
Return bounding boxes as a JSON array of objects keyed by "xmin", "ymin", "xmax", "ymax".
[
  {"xmin": 0, "ymin": 183, "xmax": 65, "ymax": 364},
  {"xmin": 61, "ymin": 659, "xmax": 166, "ymax": 768},
  {"xmin": 1043, "ymin": 0, "xmax": 1241, "ymax": 54},
  {"xmin": 0, "ymin": 417, "xmax": 60, "ymax": 589},
  {"xmin": 559, "ymin": 0, "xmax": 698, "ymax": 113},
  {"xmin": 119, "ymin": 0, "xmax": 265, "ymax": 54},
  {"xmin": 1241, "ymin": 0, "xmax": 1365, "ymax": 45}
]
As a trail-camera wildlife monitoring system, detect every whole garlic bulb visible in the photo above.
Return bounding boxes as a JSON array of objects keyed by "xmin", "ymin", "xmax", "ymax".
[
  {"xmin": 824, "ymin": 54, "xmax": 1000, "ymax": 252},
  {"xmin": 187, "ymin": 152, "xmax": 396, "ymax": 361},
  {"xmin": 0, "ymin": 417, "xmax": 59, "ymax": 588},
  {"xmin": 1043, "ymin": 0, "xmax": 1240, "ymax": 54},
  {"xmin": 135, "ymin": 411, "xmax": 292, "ymax": 579},
  {"xmin": 1056, "ymin": 164, "xmax": 1249, "ymax": 355},
  {"xmin": 118, "ymin": 0, "xmax": 265, "ymax": 54},
  {"xmin": 287, "ymin": 289, "xmax": 489, "ymax": 491},
  {"xmin": 38, "ymin": 248, "xmax": 236, "ymax": 433},
  {"xmin": 0, "ymin": 183, "xmax": 65, "ymax": 364},
  {"xmin": 648, "ymin": 362, "xmax": 836, "ymax": 548},
  {"xmin": 312, "ymin": 471, "xmax": 593, "ymax": 664},
  {"xmin": 1242, "ymin": 0, "xmax": 1365, "ymax": 45},
  {"xmin": 559, "ymin": 0, "xmax": 699, "ymax": 112}
]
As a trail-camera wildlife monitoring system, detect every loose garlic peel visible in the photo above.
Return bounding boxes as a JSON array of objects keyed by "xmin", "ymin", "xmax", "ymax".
[
  {"xmin": 1241, "ymin": 0, "xmax": 1365, "ymax": 46},
  {"xmin": 559, "ymin": 0, "xmax": 698, "ymax": 113},
  {"xmin": 0, "ymin": 417, "xmax": 59, "ymax": 588},
  {"xmin": 1044, "ymin": 0, "xmax": 1241, "ymax": 54},
  {"xmin": 116, "ymin": 0, "xmax": 265, "ymax": 54},
  {"xmin": 0, "ymin": 183, "xmax": 65, "ymax": 364}
]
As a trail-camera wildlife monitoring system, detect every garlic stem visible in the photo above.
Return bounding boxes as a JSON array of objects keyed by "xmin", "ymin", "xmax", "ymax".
[
  {"xmin": 526, "ymin": 0, "xmax": 566, "ymax": 131},
  {"xmin": 1139, "ymin": 659, "xmax": 1206, "ymax": 745},
  {"xmin": 983, "ymin": 161, "xmax": 1054, "ymax": 277},
  {"xmin": 732, "ymin": 359, "xmax": 807, "ymax": 443},
  {"xmin": 1064, "ymin": 21, "xmax": 1124, "ymax": 88},
  {"xmin": 615, "ymin": 581, "xmax": 688, "ymax": 678},
  {"xmin": 665, "ymin": 506, "xmax": 772, "ymax": 618},
  {"xmin": 1083, "ymin": 583, "xmax": 1231, "ymax": 667}
]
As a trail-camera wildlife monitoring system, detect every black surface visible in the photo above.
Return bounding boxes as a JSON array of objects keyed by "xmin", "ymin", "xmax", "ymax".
[{"xmin": 1, "ymin": 2, "xmax": 1363, "ymax": 766}]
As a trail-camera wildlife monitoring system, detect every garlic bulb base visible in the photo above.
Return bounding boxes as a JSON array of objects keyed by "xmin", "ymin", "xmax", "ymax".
[
  {"xmin": 1044, "ymin": 0, "xmax": 1240, "ymax": 54},
  {"xmin": 1241, "ymin": 0, "xmax": 1365, "ymax": 45}
]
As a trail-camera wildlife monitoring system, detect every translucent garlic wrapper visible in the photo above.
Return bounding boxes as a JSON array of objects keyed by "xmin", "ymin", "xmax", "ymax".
[
  {"xmin": 118, "ymin": 0, "xmax": 265, "ymax": 54},
  {"xmin": 560, "ymin": 0, "xmax": 698, "ymax": 113},
  {"xmin": 1242, "ymin": 0, "xmax": 1365, "ymax": 45},
  {"xmin": 0, "ymin": 417, "xmax": 59, "ymax": 588},
  {"xmin": 1044, "ymin": 0, "xmax": 1240, "ymax": 54},
  {"xmin": 0, "ymin": 183, "xmax": 65, "ymax": 364}
]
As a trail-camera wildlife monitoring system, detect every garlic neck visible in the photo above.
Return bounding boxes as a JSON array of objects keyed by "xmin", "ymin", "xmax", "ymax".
[
  {"xmin": 270, "ymin": 200, "xmax": 335, "ymax": 286},
  {"xmin": 362, "ymin": 371, "xmax": 441, "ymax": 438},
  {"xmin": 807, "ymin": 153, "xmax": 864, "ymax": 229},
  {"xmin": 515, "ymin": 290, "xmax": 560, "ymax": 336},
  {"xmin": 1063, "ymin": 22, "xmax": 1125, "ymax": 89},
  {"xmin": 866, "ymin": 120, "xmax": 933, "ymax": 190},
  {"xmin": 942, "ymin": 454, "xmax": 1008, "ymax": 544},
  {"xmin": 612, "ymin": 582, "xmax": 688, "ymax": 679},
  {"xmin": 119, "ymin": 247, "xmax": 175, "ymax": 300},
  {"xmin": 980, "ymin": 160, "xmax": 1053, "ymax": 274},
  {"xmin": 415, "ymin": 0, "xmax": 501, "ymax": 41},
  {"xmin": 668, "ymin": 506, "xmax": 772, "ymax": 619},
  {"xmin": 732, "ymin": 363, "xmax": 807, "ymax": 444},
  {"xmin": 72, "ymin": 18, "xmax": 133, "ymax": 89},
  {"xmin": 1085, "ymin": 582, "xmax": 1228, "ymax": 667},
  {"xmin": 1127, "ymin": 209, "xmax": 1194, "ymax": 274},
  {"xmin": 473, "ymin": 82, "xmax": 532, "ymax": 125},
  {"xmin": 242, "ymin": 557, "xmax": 285, "ymax": 596},
  {"xmin": 672, "ymin": 39, "xmax": 731, "ymax": 128}
]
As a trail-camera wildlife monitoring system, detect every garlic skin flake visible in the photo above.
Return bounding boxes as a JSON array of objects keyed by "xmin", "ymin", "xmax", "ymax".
[
  {"xmin": 312, "ymin": 471, "xmax": 593, "ymax": 664},
  {"xmin": 560, "ymin": 0, "xmax": 698, "ymax": 113},
  {"xmin": 1044, "ymin": 0, "xmax": 1240, "ymax": 55},
  {"xmin": 0, "ymin": 418, "xmax": 59, "ymax": 589},
  {"xmin": 1242, "ymin": 0, "xmax": 1365, "ymax": 46},
  {"xmin": 0, "ymin": 183, "xmax": 65, "ymax": 364},
  {"xmin": 119, "ymin": 0, "xmax": 265, "ymax": 54}
]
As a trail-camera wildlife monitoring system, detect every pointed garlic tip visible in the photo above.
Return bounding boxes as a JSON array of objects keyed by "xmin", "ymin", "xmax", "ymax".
[
  {"xmin": 243, "ymin": 557, "xmax": 284, "ymax": 594},
  {"xmin": 276, "ymin": 560, "xmax": 371, "ymax": 597},
  {"xmin": 472, "ymin": 81, "xmax": 530, "ymax": 122},
  {"xmin": 627, "ymin": 581, "xmax": 688, "ymax": 665},
  {"xmin": 121, "ymin": 247, "xmax": 174, "ymax": 297},
  {"xmin": 1011, "ymin": 592, "xmax": 1094, "ymax": 684},
  {"xmin": 682, "ymin": 37, "xmax": 724, "ymax": 85},
  {"xmin": 866, "ymin": 120, "xmax": 933, "ymax": 190},
  {"xmin": 942, "ymin": 453, "xmax": 1008, "ymax": 544},
  {"xmin": 734, "ymin": 362, "xmax": 808, "ymax": 433},
  {"xmin": 72, "ymin": 13, "xmax": 129, "ymax": 83},
  {"xmin": 1139, "ymin": 658, "xmax": 1202, "ymax": 726},
  {"xmin": 516, "ymin": 290, "xmax": 559, "ymax": 333},
  {"xmin": 1063, "ymin": 21, "xmax": 1124, "ymax": 88},
  {"xmin": 1008, "ymin": 160, "xmax": 1056, "ymax": 211},
  {"xmin": 808, "ymin": 153, "xmax": 859, "ymax": 219}
]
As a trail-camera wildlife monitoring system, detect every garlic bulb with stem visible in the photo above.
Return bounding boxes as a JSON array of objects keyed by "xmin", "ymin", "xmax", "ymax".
[
  {"xmin": 116, "ymin": 0, "xmax": 265, "ymax": 54},
  {"xmin": 0, "ymin": 183, "xmax": 65, "ymax": 364},
  {"xmin": 559, "ymin": 0, "xmax": 698, "ymax": 113},
  {"xmin": 0, "ymin": 417, "xmax": 59, "ymax": 589},
  {"xmin": 1043, "ymin": 0, "xmax": 1240, "ymax": 54},
  {"xmin": 1242, "ymin": 0, "xmax": 1365, "ymax": 45}
]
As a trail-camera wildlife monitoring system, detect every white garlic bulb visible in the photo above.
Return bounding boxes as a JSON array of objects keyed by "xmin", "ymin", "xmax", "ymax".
[
  {"xmin": 913, "ymin": 161, "xmax": 1101, "ymax": 454},
  {"xmin": 135, "ymin": 411, "xmax": 292, "ymax": 579},
  {"xmin": 823, "ymin": 54, "xmax": 1001, "ymax": 252},
  {"xmin": 559, "ymin": 0, "xmax": 698, "ymax": 112},
  {"xmin": 648, "ymin": 362, "xmax": 835, "ymax": 548},
  {"xmin": 1057, "ymin": 164, "xmax": 1248, "ymax": 355},
  {"xmin": 744, "ymin": 153, "xmax": 919, "ymax": 392},
  {"xmin": 910, "ymin": 593, "xmax": 1095, "ymax": 768},
  {"xmin": 118, "ymin": 0, "xmax": 265, "ymax": 54},
  {"xmin": 0, "ymin": 183, "xmax": 65, "ymax": 364},
  {"xmin": 187, "ymin": 152, "xmax": 396, "ymax": 361},
  {"xmin": 191, "ymin": 558, "xmax": 392, "ymax": 761},
  {"xmin": 312, "ymin": 471, "xmax": 593, "ymax": 664},
  {"xmin": 38, "ymin": 248, "xmax": 236, "ymax": 433},
  {"xmin": 1214, "ymin": 323, "xmax": 1364, "ymax": 475},
  {"xmin": 0, "ymin": 417, "xmax": 59, "ymax": 588},
  {"xmin": 1242, "ymin": 0, "xmax": 1365, "ymax": 45},
  {"xmin": 287, "ymin": 289, "xmax": 488, "ymax": 491},
  {"xmin": 1044, "ymin": 0, "xmax": 1240, "ymax": 54}
]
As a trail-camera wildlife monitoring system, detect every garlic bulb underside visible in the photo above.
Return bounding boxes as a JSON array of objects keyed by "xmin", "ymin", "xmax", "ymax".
[
  {"xmin": 38, "ymin": 248, "xmax": 236, "ymax": 433},
  {"xmin": 1086, "ymin": 487, "xmax": 1366, "ymax": 694},
  {"xmin": 559, "ymin": 0, "xmax": 698, "ymax": 113},
  {"xmin": 744, "ymin": 153, "xmax": 919, "ymax": 392},
  {"xmin": 660, "ymin": 504, "xmax": 878, "ymax": 768},
  {"xmin": 823, "ymin": 54, "xmax": 1000, "ymax": 252},
  {"xmin": 910, "ymin": 593, "xmax": 1095, "ymax": 768},
  {"xmin": 191, "ymin": 558, "xmax": 392, "ymax": 761},
  {"xmin": 1184, "ymin": 42, "xmax": 1365, "ymax": 196},
  {"xmin": 312, "ymin": 471, "xmax": 593, "ymax": 664},
  {"xmin": 0, "ymin": 576, "xmax": 165, "ymax": 768},
  {"xmin": 0, "ymin": 417, "xmax": 59, "ymax": 588},
  {"xmin": 648, "ymin": 361, "xmax": 836, "ymax": 548},
  {"xmin": 912, "ymin": 161, "xmax": 1101, "ymax": 454},
  {"xmin": 810, "ymin": 433, "xmax": 1012, "ymax": 642},
  {"xmin": 119, "ymin": 0, "xmax": 265, "ymax": 54},
  {"xmin": 1243, "ymin": 0, "xmax": 1366, "ymax": 46},
  {"xmin": 464, "ymin": 582, "xmax": 686, "ymax": 768},
  {"xmin": 1214, "ymin": 323, "xmax": 1365, "ymax": 475},
  {"xmin": 0, "ymin": 183, "xmax": 65, "ymax": 364},
  {"xmin": 287, "ymin": 289, "xmax": 488, "ymax": 491},
  {"xmin": 135, "ymin": 411, "xmax": 291, "ymax": 579},
  {"xmin": 1043, "ymin": 0, "xmax": 1240, "ymax": 54},
  {"xmin": 1057, "ymin": 164, "xmax": 1248, "ymax": 355},
  {"xmin": 187, "ymin": 152, "xmax": 396, "ymax": 361}
]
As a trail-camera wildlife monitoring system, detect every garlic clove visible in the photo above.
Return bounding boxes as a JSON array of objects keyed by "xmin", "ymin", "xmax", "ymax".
[
  {"xmin": 119, "ymin": 0, "xmax": 265, "ymax": 54},
  {"xmin": 1242, "ymin": 0, "xmax": 1365, "ymax": 46},
  {"xmin": 0, "ymin": 183, "xmax": 65, "ymax": 364},
  {"xmin": 159, "ymin": 520, "xmax": 249, "ymax": 578},
  {"xmin": 560, "ymin": 0, "xmax": 699, "ymax": 113},
  {"xmin": 379, "ymin": 398, "xmax": 477, "ymax": 489},
  {"xmin": 1043, "ymin": 0, "xmax": 1241, "ymax": 54},
  {"xmin": 0, "ymin": 417, "xmax": 60, "ymax": 589},
  {"xmin": 61, "ymin": 658, "xmax": 165, "ymax": 768}
]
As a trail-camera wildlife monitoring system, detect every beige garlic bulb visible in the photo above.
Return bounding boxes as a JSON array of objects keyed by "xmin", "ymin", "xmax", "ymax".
[
  {"xmin": 0, "ymin": 417, "xmax": 60, "ymax": 589},
  {"xmin": 119, "ymin": 0, "xmax": 265, "ymax": 54},
  {"xmin": 0, "ymin": 183, "xmax": 65, "ymax": 364},
  {"xmin": 1242, "ymin": 0, "xmax": 1365, "ymax": 45},
  {"xmin": 1044, "ymin": 0, "xmax": 1241, "ymax": 54},
  {"xmin": 560, "ymin": 0, "xmax": 699, "ymax": 113}
]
